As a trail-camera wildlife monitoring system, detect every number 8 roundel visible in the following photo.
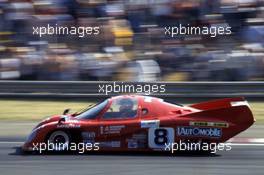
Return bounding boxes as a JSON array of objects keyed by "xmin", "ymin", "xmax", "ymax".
[{"xmin": 148, "ymin": 128, "xmax": 175, "ymax": 149}]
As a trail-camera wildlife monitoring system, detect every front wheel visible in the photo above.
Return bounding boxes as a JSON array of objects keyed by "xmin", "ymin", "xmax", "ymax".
[{"xmin": 47, "ymin": 130, "xmax": 70, "ymax": 151}]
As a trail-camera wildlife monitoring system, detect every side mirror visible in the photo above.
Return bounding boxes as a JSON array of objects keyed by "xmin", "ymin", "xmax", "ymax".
[
  {"xmin": 63, "ymin": 108, "xmax": 70, "ymax": 115},
  {"xmin": 58, "ymin": 117, "xmax": 66, "ymax": 124}
]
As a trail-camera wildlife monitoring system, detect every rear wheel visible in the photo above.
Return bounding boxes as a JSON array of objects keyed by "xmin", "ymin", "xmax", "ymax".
[{"xmin": 47, "ymin": 131, "xmax": 70, "ymax": 151}]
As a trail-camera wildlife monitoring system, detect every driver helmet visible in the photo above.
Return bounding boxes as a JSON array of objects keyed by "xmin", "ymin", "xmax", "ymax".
[{"xmin": 118, "ymin": 98, "xmax": 134, "ymax": 112}]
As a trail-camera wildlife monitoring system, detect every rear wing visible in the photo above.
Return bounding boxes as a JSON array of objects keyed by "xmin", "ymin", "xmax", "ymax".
[
  {"xmin": 189, "ymin": 97, "xmax": 248, "ymax": 111},
  {"xmin": 186, "ymin": 105, "xmax": 253, "ymax": 124},
  {"xmin": 183, "ymin": 105, "xmax": 255, "ymax": 142}
]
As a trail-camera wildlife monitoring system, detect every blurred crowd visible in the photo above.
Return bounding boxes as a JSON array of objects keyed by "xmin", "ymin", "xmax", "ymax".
[{"xmin": 0, "ymin": 0, "xmax": 264, "ymax": 81}]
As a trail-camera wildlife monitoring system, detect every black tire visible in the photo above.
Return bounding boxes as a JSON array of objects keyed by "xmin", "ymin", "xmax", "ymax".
[{"xmin": 47, "ymin": 130, "xmax": 71, "ymax": 152}]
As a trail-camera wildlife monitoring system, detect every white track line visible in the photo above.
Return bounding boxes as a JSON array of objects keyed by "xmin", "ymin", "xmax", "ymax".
[
  {"xmin": 228, "ymin": 138, "xmax": 264, "ymax": 143},
  {"xmin": 0, "ymin": 141, "xmax": 23, "ymax": 144},
  {"xmin": 230, "ymin": 143, "xmax": 264, "ymax": 146}
]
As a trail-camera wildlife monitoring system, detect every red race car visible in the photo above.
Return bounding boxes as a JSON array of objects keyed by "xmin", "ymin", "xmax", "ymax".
[{"xmin": 22, "ymin": 95, "xmax": 255, "ymax": 153}]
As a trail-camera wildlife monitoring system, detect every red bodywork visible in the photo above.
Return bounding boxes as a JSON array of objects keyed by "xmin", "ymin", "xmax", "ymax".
[{"xmin": 22, "ymin": 95, "xmax": 255, "ymax": 152}]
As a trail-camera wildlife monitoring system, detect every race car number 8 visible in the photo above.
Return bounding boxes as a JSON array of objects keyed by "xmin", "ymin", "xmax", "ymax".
[
  {"xmin": 154, "ymin": 129, "xmax": 168, "ymax": 145},
  {"xmin": 148, "ymin": 127, "xmax": 174, "ymax": 149}
]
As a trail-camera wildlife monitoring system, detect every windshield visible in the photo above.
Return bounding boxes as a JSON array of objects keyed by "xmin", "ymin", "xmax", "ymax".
[{"xmin": 76, "ymin": 100, "xmax": 108, "ymax": 120}]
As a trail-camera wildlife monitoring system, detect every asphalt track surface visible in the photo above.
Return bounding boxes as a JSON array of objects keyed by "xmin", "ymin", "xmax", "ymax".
[
  {"xmin": 0, "ymin": 141, "xmax": 263, "ymax": 175},
  {"xmin": 0, "ymin": 122, "xmax": 264, "ymax": 175}
]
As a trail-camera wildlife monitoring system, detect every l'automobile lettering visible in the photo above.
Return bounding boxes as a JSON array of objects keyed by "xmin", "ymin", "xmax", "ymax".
[{"xmin": 177, "ymin": 127, "xmax": 222, "ymax": 138}]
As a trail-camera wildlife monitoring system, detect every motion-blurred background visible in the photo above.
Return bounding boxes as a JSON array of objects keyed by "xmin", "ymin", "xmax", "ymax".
[{"xmin": 0, "ymin": 0, "xmax": 263, "ymax": 81}]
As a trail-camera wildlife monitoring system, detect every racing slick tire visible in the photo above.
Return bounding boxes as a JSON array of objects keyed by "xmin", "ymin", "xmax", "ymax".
[{"xmin": 47, "ymin": 130, "xmax": 71, "ymax": 152}]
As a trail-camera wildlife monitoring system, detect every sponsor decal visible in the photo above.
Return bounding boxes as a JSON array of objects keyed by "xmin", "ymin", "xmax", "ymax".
[
  {"xmin": 57, "ymin": 123, "xmax": 80, "ymax": 128},
  {"xmin": 126, "ymin": 133, "xmax": 147, "ymax": 149},
  {"xmin": 132, "ymin": 133, "xmax": 147, "ymax": 140},
  {"xmin": 141, "ymin": 120, "xmax": 160, "ymax": 128},
  {"xmin": 82, "ymin": 132, "xmax": 96, "ymax": 138},
  {"xmin": 82, "ymin": 132, "xmax": 96, "ymax": 143},
  {"xmin": 61, "ymin": 116, "xmax": 79, "ymax": 123},
  {"xmin": 100, "ymin": 125, "xmax": 125, "ymax": 134},
  {"xmin": 189, "ymin": 121, "xmax": 229, "ymax": 128},
  {"xmin": 100, "ymin": 141, "xmax": 120, "ymax": 148},
  {"xmin": 177, "ymin": 127, "xmax": 222, "ymax": 138},
  {"xmin": 57, "ymin": 117, "xmax": 80, "ymax": 128},
  {"xmin": 100, "ymin": 126, "xmax": 104, "ymax": 134},
  {"xmin": 66, "ymin": 119, "xmax": 79, "ymax": 123},
  {"xmin": 127, "ymin": 139, "xmax": 138, "ymax": 149}
]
